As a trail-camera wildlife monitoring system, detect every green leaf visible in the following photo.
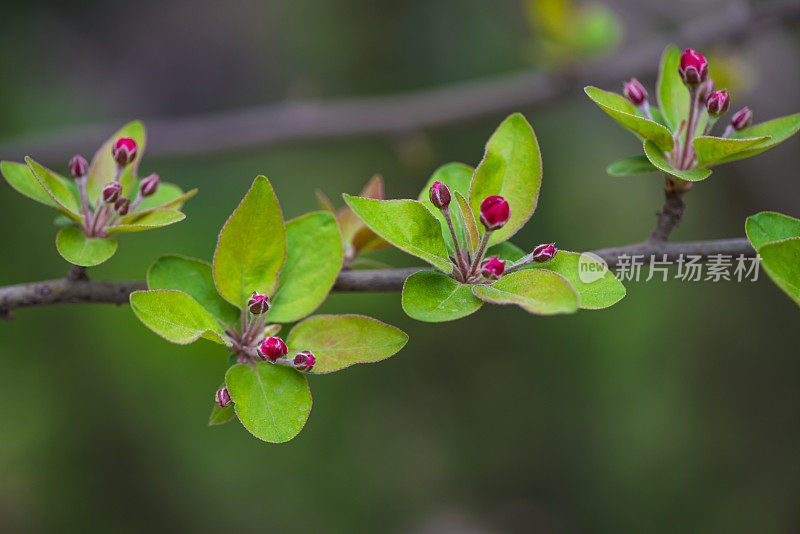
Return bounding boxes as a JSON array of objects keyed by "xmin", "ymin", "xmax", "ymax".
[
  {"xmin": 209, "ymin": 393, "xmax": 236, "ymax": 426},
  {"xmin": 721, "ymin": 113, "xmax": 800, "ymax": 163},
  {"xmin": 416, "ymin": 162, "xmax": 474, "ymax": 201},
  {"xmin": 656, "ymin": 45, "xmax": 689, "ymax": 132},
  {"xmin": 585, "ymin": 86, "xmax": 674, "ymax": 151},
  {"xmin": 1, "ymin": 161, "xmax": 61, "ymax": 209},
  {"xmin": 758, "ymin": 238, "xmax": 800, "ymax": 307},
  {"xmin": 147, "ymin": 255, "xmax": 240, "ymax": 327},
  {"xmin": 106, "ymin": 208, "xmax": 185, "ymax": 233},
  {"xmin": 469, "ymin": 113, "xmax": 542, "ymax": 245},
  {"xmin": 692, "ymin": 136, "xmax": 771, "ymax": 167},
  {"xmin": 454, "ymin": 191, "xmax": 479, "ymax": 253},
  {"xmin": 606, "ymin": 155, "xmax": 658, "ymax": 176},
  {"xmin": 343, "ymin": 195, "xmax": 451, "ymax": 272},
  {"xmin": 267, "ymin": 212, "xmax": 343, "ymax": 323},
  {"xmin": 213, "ymin": 176, "xmax": 286, "ymax": 308},
  {"xmin": 745, "ymin": 211, "xmax": 800, "ymax": 250},
  {"xmin": 486, "ymin": 241, "xmax": 526, "ymax": 262},
  {"xmin": 55, "ymin": 226, "xmax": 117, "ymax": 266},
  {"xmin": 86, "ymin": 121, "xmax": 146, "ymax": 204},
  {"xmin": 286, "ymin": 314, "xmax": 408, "ymax": 374},
  {"xmin": 25, "ymin": 158, "xmax": 83, "ymax": 221},
  {"xmin": 534, "ymin": 251, "xmax": 626, "ymax": 309},
  {"xmin": 225, "ymin": 363, "xmax": 312, "ymax": 443},
  {"xmin": 401, "ymin": 270, "xmax": 483, "ymax": 322},
  {"xmin": 643, "ymin": 140, "xmax": 711, "ymax": 182},
  {"xmin": 130, "ymin": 290, "xmax": 231, "ymax": 346},
  {"xmin": 472, "ymin": 269, "xmax": 579, "ymax": 315},
  {"xmin": 134, "ymin": 184, "xmax": 197, "ymax": 213}
]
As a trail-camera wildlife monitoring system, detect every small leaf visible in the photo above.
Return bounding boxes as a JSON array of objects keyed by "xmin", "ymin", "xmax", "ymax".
[
  {"xmin": 534, "ymin": 251, "xmax": 626, "ymax": 309},
  {"xmin": 607, "ymin": 155, "xmax": 658, "ymax": 176},
  {"xmin": 469, "ymin": 113, "xmax": 542, "ymax": 245},
  {"xmin": 643, "ymin": 140, "xmax": 711, "ymax": 182},
  {"xmin": 225, "ymin": 363, "xmax": 312, "ymax": 443},
  {"xmin": 401, "ymin": 270, "xmax": 483, "ymax": 322},
  {"xmin": 286, "ymin": 314, "xmax": 408, "ymax": 374},
  {"xmin": 758, "ymin": 237, "xmax": 800, "ymax": 307},
  {"xmin": 585, "ymin": 86, "xmax": 674, "ymax": 151},
  {"xmin": 106, "ymin": 209, "xmax": 185, "ymax": 233},
  {"xmin": 213, "ymin": 176, "xmax": 286, "ymax": 308},
  {"xmin": 134, "ymin": 184, "xmax": 197, "ymax": 214},
  {"xmin": 55, "ymin": 226, "xmax": 117, "ymax": 267},
  {"xmin": 693, "ymin": 136, "xmax": 771, "ymax": 167},
  {"xmin": 656, "ymin": 45, "xmax": 689, "ymax": 132},
  {"xmin": 722, "ymin": 113, "xmax": 800, "ymax": 163},
  {"xmin": 268, "ymin": 212, "xmax": 343, "ymax": 323},
  {"xmin": 416, "ymin": 162, "xmax": 474, "ymax": 201},
  {"xmin": 454, "ymin": 191, "xmax": 479, "ymax": 253},
  {"xmin": 25, "ymin": 158, "xmax": 83, "ymax": 221},
  {"xmin": 209, "ymin": 396, "xmax": 236, "ymax": 426},
  {"xmin": 130, "ymin": 290, "xmax": 231, "ymax": 346},
  {"xmin": 745, "ymin": 211, "xmax": 800, "ymax": 250},
  {"xmin": 86, "ymin": 121, "xmax": 146, "ymax": 203},
  {"xmin": 1, "ymin": 161, "xmax": 61, "ymax": 209},
  {"xmin": 147, "ymin": 255, "xmax": 240, "ymax": 327},
  {"xmin": 472, "ymin": 269, "xmax": 579, "ymax": 315},
  {"xmin": 343, "ymin": 195, "xmax": 451, "ymax": 272}
]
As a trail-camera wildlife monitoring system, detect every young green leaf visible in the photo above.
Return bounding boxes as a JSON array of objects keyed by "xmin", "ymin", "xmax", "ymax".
[
  {"xmin": 454, "ymin": 191, "xmax": 479, "ymax": 253},
  {"xmin": 133, "ymin": 184, "xmax": 198, "ymax": 214},
  {"xmin": 106, "ymin": 209, "xmax": 185, "ymax": 233},
  {"xmin": 55, "ymin": 226, "xmax": 117, "ymax": 266},
  {"xmin": 209, "ymin": 400, "xmax": 236, "ymax": 426},
  {"xmin": 472, "ymin": 269, "xmax": 579, "ymax": 315},
  {"xmin": 721, "ymin": 113, "xmax": 800, "ymax": 163},
  {"xmin": 656, "ymin": 45, "xmax": 689, "ymax": 132},
  {"xmin": 693, "ymin": 136, "xmax": 771, "ymax": 167},
  {"xmin": 757, "ymin": 237, "xmax": 800, "ymax": 307},
  {"xmin": 86, "ymin": 121, "xmax": 146, "ymax": 203},
  {"xmin": 267, "ymin": 212, "xmax": 344, "ymax": 323},
  {"xmin": 286, "ymin": 314, "xmax": 408, "ymax": 374},
  {"xmin": 1, "ymin": 161, "xmax": 63, "ymax": 209},
  {"xmin": 401, "ymin": 270, "xmax": 483, "ymax": 322},
  {"xmin": 745, "ymin": 211, "xmax": 800, "ymax": 250},
  {"xmin": 585, "ymin": 86, "xmax": 674, "ymax": 151},
  {"xmin": 606, "ymin": 155, "xmax": 658, "ymax": 176},
  {"xmin": 643, "ymin": 140, "xmax": 711, "ymax": 182},
  {"xmin": 416, "ymin": 162, "xmax": 474, "ymax": 201},
  {"xmin": 533, "ymin": 251, "xmax": 626, "ymax": 309},
  {"xmin": 213, "ymin": 176, "xmax": 286, "ymax": 308},
  {"xmin": 147, "ymin": 255, "xmax": 240, "ymax": 327},
  {"xmin": 469, "ymin": 113, "xmax": 542, "ymax": 245},
  {"xmin": 130, "ymin": 290, "xmax": 231, "ymax": 346},
  {"xmin": 487, "ymin": 241, "xmax": 526, "ymax": 262},
  {"xmin": 225, "ymin": 363, "xmax": 312, "ymax": 443},
  {"xmin": 343, "ymin": 195, "xmax": 451, "ymax": 272},
  {"xmin": 25, "ymin": 158, "xmax": 83, "ymax": 221}
]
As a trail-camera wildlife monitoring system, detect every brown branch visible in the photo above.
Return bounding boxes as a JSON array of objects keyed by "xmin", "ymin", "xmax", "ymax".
[
  {"xmin": 2, "ymin": 2, "xmax": 798, "ymax": 162},
  {"xmin": 0, "ymin": 238, "xmax": 754, "ymax": 318}
]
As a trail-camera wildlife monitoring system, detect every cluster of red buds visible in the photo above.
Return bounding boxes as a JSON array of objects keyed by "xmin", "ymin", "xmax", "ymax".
[
  {"xmin": 70, "ymin": 137, "xmax": 162, "ymax": 237},
  {"xmin": 255, "ymin": 336, "xmax": 316, "ymax": 372}
]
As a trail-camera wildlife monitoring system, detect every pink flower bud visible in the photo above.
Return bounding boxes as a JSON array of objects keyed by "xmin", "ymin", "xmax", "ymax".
[
  {"xmin": 531, "ymin": 243, "xmax": 557, "ymax": 263},
  {"xmin": 68, "ymin": 155, "xmax": 89, "ymax": 179},
  {"xmin": 428, "ymin": 181, "xmax": 451, "ymax": 209},
  {"xmin": 293, "ymin": 351, "xmax": 316, "ymax": 372},
  {"xmin": 114, "ymin": 197, "xmax": 131, "ymax": 216},
  {"xmin": 480, "ymin": 256, "xmax": 505, "ymax": 280},
  {"xmin": 112, "ymin": 137, "xmax": 138, "ymax": 167},
  {"xmin": 731, "ymin": 107, "xmax": 753, "ymax": 131},
  {"xmin": 622, "ymin": 78, "xmax": 647, "ymax": 106},
  {"xmin": 678, "ymin": 48, "xmax": 708, "ymax": 86},
  {"xmin": 248, "ymin": 291, "xmax": 270, "ymax": 315},
  {"xmin": 214, "ymin": 387, "xmax": 232, "ymax": 408},
  {"xmin": 102, "ymin": 182, "xmax": 122, "ymax": 203},
  {"xmin": 706, "ymin": 90, "xmax": 730, "ymax": 116},
  {"xmin": 139, "ymin": 173, "xmax": 160, "ymax": 197},
  {"xmin": 479, "ymin": 195, "xmax": 510, "ymax": 231},
  {"xmin": 258, "ymin": 336, "xmax": 288, "ymax": 362}
]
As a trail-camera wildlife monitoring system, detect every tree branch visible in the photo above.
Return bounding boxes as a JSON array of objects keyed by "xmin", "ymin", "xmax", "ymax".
[
  {"xmin": 0, "ymin": 237, "xmax": 754, "ymax": 318},
  {"xmin": 1, "ymin": 2, "xmax": 798, "ymax": 162}
]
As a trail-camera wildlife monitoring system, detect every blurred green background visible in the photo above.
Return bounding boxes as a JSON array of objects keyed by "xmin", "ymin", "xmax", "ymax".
[{"xmin": 1, "ymin": 0, "xmax": 800, "ymax": 532}]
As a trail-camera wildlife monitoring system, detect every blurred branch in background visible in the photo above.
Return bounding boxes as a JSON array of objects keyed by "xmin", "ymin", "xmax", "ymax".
[{"xmin": 1, "ymin": 2, "xmax": 798, "ymax": 162}]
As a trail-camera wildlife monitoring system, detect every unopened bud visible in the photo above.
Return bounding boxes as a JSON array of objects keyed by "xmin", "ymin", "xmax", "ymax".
[
  {"xmin": 731, "ymin": 107, "xmax": 753, "ymax": 131},
  {"xmin": 678, "ymin": 48, "xmax": 708, "ymax": 86},
  {"xmin": 102, "ymin": 182, "xmax": 122, "ymax": 203},
  {"xmin": 69, "ymin": 155, "xmax": 89, "ymax": 179},
  {"xmin": 139, "ymin": 173, "xmax": 160, "ymax": 197},
  {"xmin": 112, "ymin": 137, "xmax": 138, "ymax": 167},
  {"xmin": 706, "ymin": 90, "xmax": 730, "ymax": 117},
  {"xmin": 531, "ymin": 243, "xmax": 557, "ymax": 263},
  {"xmin": 480, "ymin": 256, "xmax": 506, "ymax": 280},
  {"xmin": 622, "ymin": 78, "xmax": 647, "ymax": 106},
  {"xmin": 479, "ymin": 195, "xmax": 510, "ymax": 231},
  {"xmin": 214, "ymin": 387, "xmax": 232, "ymax": 408},
  {"xmin": 114, "ymin": 197, "xmax": 131, "ymax": 216},
  {"xmin": 293, "ymin": 351, "xmax": 316, "ymax": 372},
  {"xmin": 248, "ymin": 292, "xmax": 270, "ymax": 315},
  {"xmin": 429, "ymin": 181, "xmax": 451, "ymax": 209},
  {"xmin": 258, "ymin": 336, "xmax": 288, "ymax": 362}
]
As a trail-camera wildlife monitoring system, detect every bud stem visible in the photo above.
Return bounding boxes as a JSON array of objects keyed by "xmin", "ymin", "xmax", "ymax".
[
  {"xmin": 76, "ymin": 178, "xmax": 92, "ymax": 233},
  {"xmin": 638, "ymin": 102, "xmax": 653, "ymax": 122},
  {"xmin": 679, "ymin": 85, "xmax": 701, "ymax": 170},
  {"xmin": 442, "ymin": 207, "xmax": 470, "ymax": 279},
  {"xmin": 467, "ymin": 229, "xmax": 493, "ymax": 280}
]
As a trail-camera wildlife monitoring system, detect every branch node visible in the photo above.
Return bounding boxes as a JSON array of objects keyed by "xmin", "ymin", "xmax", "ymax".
[{"xmin": 67, "ymin": 265, "xmax": 89, "ymax": 282}]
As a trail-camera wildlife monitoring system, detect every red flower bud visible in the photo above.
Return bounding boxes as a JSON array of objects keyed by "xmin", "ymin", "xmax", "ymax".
[
  {"xmin": 480, "ymin": 256, "xmax": 505, "ymax": 280},
  {"xmin": 428, "ymin": 181, "xmax": 451, "ymax": 209},
  {"xmin": 248, "ymin": 291, "xmax": 270, "ymax": 315},
  {"xmin": 112, "ymin": 137, "xmax": 138, "ymax": 167},
  {"xmin": 479, "ymin": 195, "xmax": 510, "ymax": 231},
  {"xmin": 293, "ymin": 351, "xmax": 316, "ymax": 372},
  {"xmin": 706, "ymin": 90, "xmax": 730, "ymax": 116},
  {"xmin": 531, "ymin": 243, "xmax": 557, "ymax": 263},
  {"xmin": 731, "ymin": 107, "xmax": 753, "ymax": 131},
  {"xmin": 68, "ymin": 155, "xmax": 89, "ymax": 179},
  {"xmin": 102, "ymin": 182, "xmax": 122, "ymax": 203},
  {"xmin": 214, "ymin": 387, "xmax": 232, "ymax": 408},
  {"xmin": 139, "ymin": 173, "xmax": 160, "ymax": 197},
  {"xmin": 678, "ymin": 48, "xmax": 708, "ymax": 86},
  {"xmin": 622, "ymin": 78, "xmax": 647, "ymax": 106},
  {"xmin": 258, "ymin": 336, "xmax": 287, "ymax": 362},
  {"xmin": 114, "ymin": 197, "xmax": 131, "ymax": 216}
]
